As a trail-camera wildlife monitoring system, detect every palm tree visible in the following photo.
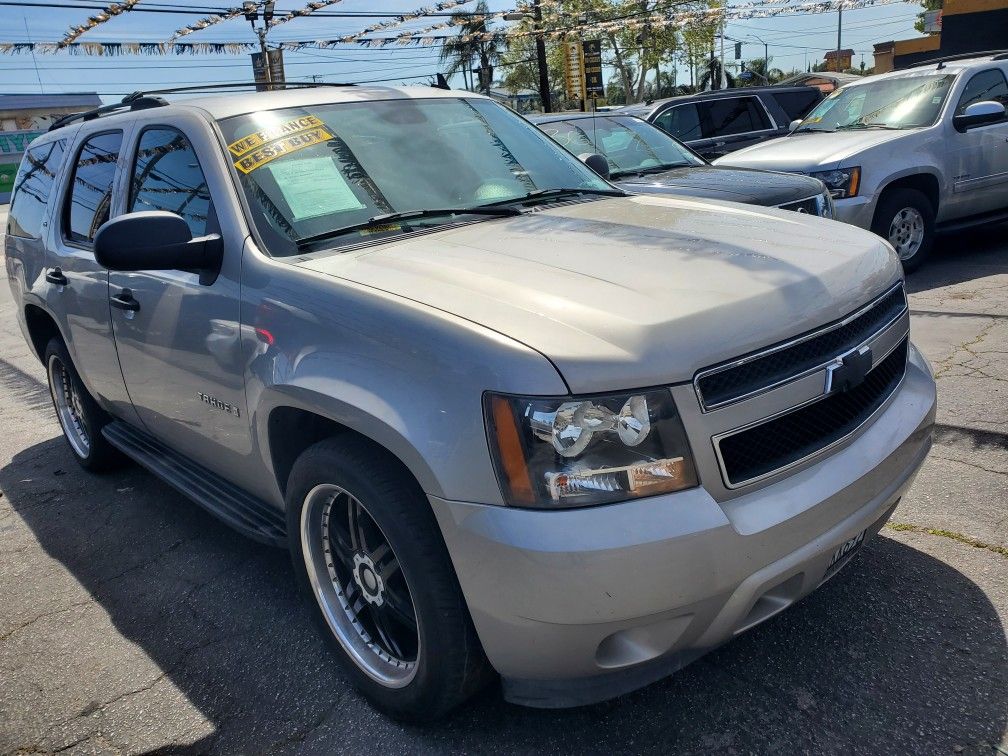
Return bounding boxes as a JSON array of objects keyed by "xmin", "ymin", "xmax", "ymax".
[
  {"xmin": 743, "ymin": 57, "xmax": 786, "ymax": 85},
  {"xmin": 697, "ymin": 57, "xmax": 736, "ymax": 91},
  {"xmin": 439, "ymin": 0, "xmax": 504, "ymax": 94}
]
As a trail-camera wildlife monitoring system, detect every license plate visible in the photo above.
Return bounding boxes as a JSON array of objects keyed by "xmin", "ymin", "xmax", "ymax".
[{"xmin": 828, "ymin": 529, "xmax": 866, "ymax": 570}]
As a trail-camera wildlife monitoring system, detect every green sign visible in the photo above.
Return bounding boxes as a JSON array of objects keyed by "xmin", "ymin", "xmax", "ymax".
[
  {"xmin": 0, "ymin": 161, "xmax": 18, "ymax": 194},
  {"xmin": 0, "ymin": 131, "xmax": 42, "ymax": 155}
]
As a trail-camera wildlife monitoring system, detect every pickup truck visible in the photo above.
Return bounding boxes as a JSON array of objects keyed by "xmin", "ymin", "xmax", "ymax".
[{"xmin": 5, "ymin": 84, "xmax": 936, "ymax": 720}]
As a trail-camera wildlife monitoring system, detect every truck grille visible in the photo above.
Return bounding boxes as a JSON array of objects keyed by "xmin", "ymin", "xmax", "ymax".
[
  {"xmin": 695, "ymin": 284, "xmax": 907, "ymax": 410},
  {"xmin": 716, "ymin": 338, "xmax": 908, "ymax": 487}
]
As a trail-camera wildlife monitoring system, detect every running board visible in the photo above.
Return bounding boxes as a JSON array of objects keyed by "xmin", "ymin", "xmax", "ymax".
[{"xmin": 102, "ymin": 420, "xmax": 287, "ymax": 547}]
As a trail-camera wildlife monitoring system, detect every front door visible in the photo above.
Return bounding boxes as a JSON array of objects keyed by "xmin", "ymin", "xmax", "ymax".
[
  {"xmin": 106, "ymin": 118, "xmax": 252, "ymax": 477},
  {"xmin": 948, "ymin": 67, "xmax": 1008, "ymax": 217}
]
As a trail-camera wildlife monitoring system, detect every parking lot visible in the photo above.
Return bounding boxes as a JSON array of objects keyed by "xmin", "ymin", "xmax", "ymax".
[{"xmin": 0, "ymin": 206, "xmax": 1005, "ymax": 754}]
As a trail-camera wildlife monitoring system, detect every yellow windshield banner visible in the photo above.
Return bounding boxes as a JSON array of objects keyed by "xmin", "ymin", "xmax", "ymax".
[
  {"xmin": 228, "ymin": 115, "xmax": 327, "ymax": 158},
  {"xmin": 233, "ymin": 126, "xmax": 333, "ymax": 174}
]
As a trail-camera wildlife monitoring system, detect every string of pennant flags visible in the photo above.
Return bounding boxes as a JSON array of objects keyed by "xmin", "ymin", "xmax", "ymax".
[{"xmin": 7, "ymin": 0, "xmax": 905, "ymax": 56}]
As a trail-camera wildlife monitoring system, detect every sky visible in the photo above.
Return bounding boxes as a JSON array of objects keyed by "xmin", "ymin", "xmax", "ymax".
[{"xmin": 0, "ymin": 0, "xmax": 927, "ymax": 102}]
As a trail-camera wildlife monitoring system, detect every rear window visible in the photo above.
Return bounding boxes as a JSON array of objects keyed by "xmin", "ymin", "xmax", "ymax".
[
  {"xmin": 8, "ymin": 140, "xmax": 65, "ymax": 240},
  {"xmin": 64, "ymin": 131, "xmax": 122, "ymax": 244},
  {"xmin": 772, "ymin": 89, "xmax": 823, "ymax": 121}
]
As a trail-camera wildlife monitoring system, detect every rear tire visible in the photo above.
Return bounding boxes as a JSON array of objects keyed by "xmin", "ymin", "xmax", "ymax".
[
  {"xmin": 285, "ymin": 436, "xmax": 492, "ymax": 721},
  {"xmin": 871, "ymin": 188, "xmax": 934, "ymax": 273},
  {"xmin": 44, "ymin": 338, "xmax": 122, "ymax": 472}
]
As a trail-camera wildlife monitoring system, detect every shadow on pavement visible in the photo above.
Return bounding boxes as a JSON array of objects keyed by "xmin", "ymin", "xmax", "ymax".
[
  {"xmin": 907, "ymin": 221, "xmax": 1008, "ymax": 295},
  {"xmin": 2, "ymin": 434, "xmax": 1006, "ymax": 754}
]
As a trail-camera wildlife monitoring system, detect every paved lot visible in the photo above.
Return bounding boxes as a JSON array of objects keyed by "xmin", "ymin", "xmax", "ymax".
[{"xmin": 0, "ymin": 208, "xmax": 1006, "ymax": 755}]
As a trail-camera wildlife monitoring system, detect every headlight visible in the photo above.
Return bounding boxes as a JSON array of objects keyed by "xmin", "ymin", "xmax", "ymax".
[
  {"xmin": 485, "ymin": 389, "xmax": 698, "ymax": 508},
  {"xmin": 817, "ymin": 190, "xmax": 835, "ymax": 219},
  {"xmin": 810, "ymin": 167, "xmax": 860, "ymax": 199}
]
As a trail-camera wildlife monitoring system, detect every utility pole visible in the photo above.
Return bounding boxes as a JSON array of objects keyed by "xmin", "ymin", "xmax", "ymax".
[
  {"xmin": 246, "ymin": 1, "xmax": 277, "ymax": 89},
  {"xmin": 836, "ymin": 0, "xmax": 843, "ymax": 72},
  {"xmin": 533, "ymin": 0, "xmax": 551, "ymax": 112}
]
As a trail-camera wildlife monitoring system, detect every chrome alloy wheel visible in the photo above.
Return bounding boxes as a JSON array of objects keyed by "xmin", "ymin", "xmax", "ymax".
[
  {"xmin": 48, "ymin": 355, "xmax": 90, "ymax": 458},
  {"xmin": 887, "ymin": 206, "xmax": 925, "ymax": 261},
  {"xmin": 300, "ymin": 484, "xmax": 419, "ymax": 686}
]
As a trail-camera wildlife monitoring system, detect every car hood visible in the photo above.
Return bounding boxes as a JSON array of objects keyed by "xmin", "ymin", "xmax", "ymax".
[
  {"xmin": 297, "ymin": 195, "xmax": 900, "ymax": 394},
  {"xmin": 614, "ymin": 164, "xmax": 824, "ymax": 206},
  {"xmin": 714, "ymin": 129, "xmax": 916, "ymax": 172}
]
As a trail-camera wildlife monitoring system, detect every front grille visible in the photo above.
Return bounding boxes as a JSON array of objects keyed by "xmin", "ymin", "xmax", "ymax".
[
  {"xmin": 717, "ymin": 338, "xmax": 908, "ymax": 486},
  {"xmin": 696, "ymin": 284, "xmax": 907, "ymax": 409},
  {"xmin": 778, "ymin": 196, "xmax": 821, "ymax": 214}
]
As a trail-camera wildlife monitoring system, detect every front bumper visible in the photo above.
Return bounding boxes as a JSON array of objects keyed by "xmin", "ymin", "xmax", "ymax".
[
  {"xmin": 833, "ymin": 194, "xmax": 877, "ymax": 229},
  {"xmin": 430, "ymin": 345, "xmax": 936, "ymax": 707}
]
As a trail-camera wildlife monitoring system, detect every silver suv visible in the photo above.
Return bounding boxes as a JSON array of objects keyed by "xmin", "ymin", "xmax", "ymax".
[
  {"xmin": 716, "ymin": 53, "xmax": 1008, "ymax": 270},
  {"xmin": 5, "ymin": 85, "xmax": 936, "ymax": 720}
]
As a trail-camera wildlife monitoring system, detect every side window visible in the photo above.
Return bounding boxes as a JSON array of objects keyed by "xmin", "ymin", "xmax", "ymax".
[
  {"xmin": 64, "ymin": 131, "xmax": 122, "ymax": 245},
  {"xmin": 130, "ymin": 128, "xmax": 211, "ymax": 237},
  {"xmin": 8, "ymin": 139, "xmax": 65, "ymax": 240},
  {"xmin": 700, "ymin": 97, "xmax": 772, "ymax": 137},
  {"xmin": 955, "ymin": 69, "xmax": 1008, "ymax": 114},
  {"xmin": 655, "ymin": 104, "xmax": 702, "ymax": 141}
]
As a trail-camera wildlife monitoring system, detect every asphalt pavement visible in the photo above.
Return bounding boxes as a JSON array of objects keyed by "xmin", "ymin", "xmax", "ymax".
[{"xmin": 0, "ymin": 208, "xmax": 1005, "ymax": 755}]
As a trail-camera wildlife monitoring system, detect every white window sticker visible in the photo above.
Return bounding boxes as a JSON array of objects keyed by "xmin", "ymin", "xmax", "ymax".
[{"xmin": 267, "ymin": 156, "xmax": 365, "ymax": 220}]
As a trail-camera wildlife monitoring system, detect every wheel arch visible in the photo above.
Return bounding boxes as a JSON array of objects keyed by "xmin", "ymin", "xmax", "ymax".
[
  {"xmin": 874, "ymin": 171, "xmax": 941, "ymax": 219},
  {"xmin": 23, "ymin": 303, "xmax": 64, "ymax": 362},
  {"xmin": 258, "ymin": 387, "xmax": 445, "ymax": 506}
]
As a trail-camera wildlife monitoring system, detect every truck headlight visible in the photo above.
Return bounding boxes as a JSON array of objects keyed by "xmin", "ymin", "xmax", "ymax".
[
  {"xmin": 485, "ymin": 389, "xmax": 698, "ymax": 508},
  {"xmin": 810, "ymin": 167, "xmax": 860, "ymax": 199},
  {"xmin": 817, "ymin": 189, "xmax": 835, "ymax": 219}
]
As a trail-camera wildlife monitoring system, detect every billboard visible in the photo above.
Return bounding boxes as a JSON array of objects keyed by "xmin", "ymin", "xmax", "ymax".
[{"xmin": 582, "ymin": 39, "xmax": 604, "ymax": 98}]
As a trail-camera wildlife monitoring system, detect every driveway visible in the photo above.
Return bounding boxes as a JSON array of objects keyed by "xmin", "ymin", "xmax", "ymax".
[{"xmin": 0, "ymin": 208, "xmax": 1005, "ymax": 755}]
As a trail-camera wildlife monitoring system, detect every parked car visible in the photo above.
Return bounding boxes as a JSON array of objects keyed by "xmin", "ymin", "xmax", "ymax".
[
  {"xmin": 6, "ymin": 84, "xmax": 935, "ymax": 721},
  {"xmin": 620, "ymin": 85, "xmax": 824, "ymax": 159},
  {"xmin": 715, "ymin": 52, "xmax": 1008, "ymax": 270},
  {"xmin": 530, "ymin": 111, "xmax": 833, "ymax": 217}
]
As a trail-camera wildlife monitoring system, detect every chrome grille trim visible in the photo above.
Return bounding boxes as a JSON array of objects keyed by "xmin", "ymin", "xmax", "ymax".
[{"xmin": 694, "ymin": 282, "xmax": 908, "ymax": 412}]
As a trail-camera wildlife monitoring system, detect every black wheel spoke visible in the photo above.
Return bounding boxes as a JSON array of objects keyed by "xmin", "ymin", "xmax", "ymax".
[
  {"xmin": 382, "ymin": 587, "xmax": 417, "ymax": 630},
  {"xmin": 369, "ymin": 604, "xmax": 405, "ymax": 660},
  {"xmin": 371, "ymin": 542, "xmax": 401, "ymax": 583}
]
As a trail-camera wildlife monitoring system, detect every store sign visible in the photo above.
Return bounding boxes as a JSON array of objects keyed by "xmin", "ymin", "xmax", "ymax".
[
  {"xmin": 923, "ymin": 9, "xmax": 941, "ymax": 33},
  {"xmin": 582, "ymin": 39, "xmax": 604, "ymax": 98},
  {"xmin": 251, "ymin": 48, "xmax": 286, "ymax": 91},
  {"xmin": 0, "ymin": 130, "xmax": 43, "ymax": 155},
  {"xmin": 563, "ymin": 38, "xmax": 584, "ymax": 101}
]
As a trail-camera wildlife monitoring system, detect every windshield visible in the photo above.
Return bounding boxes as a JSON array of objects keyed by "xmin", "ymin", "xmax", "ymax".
[
  {"xmin": 538, "ymin": 115, "xmax": 703, "ymax": 176},
  {"xmin": 218, "ymin": 97, "xmax": 611, "ymax": 255},
  {"xmin": 795, "ymin": 73, "xmax": 955, "ymax": 132}
]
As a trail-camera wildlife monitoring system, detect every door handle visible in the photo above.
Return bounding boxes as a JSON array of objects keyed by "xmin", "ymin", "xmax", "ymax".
[
  {"xmin": 110, "ymin": 289, "xmax": 140, "ymax": 312},
  {"xmin": 45, "ymin": 268, "xmax": 68, "ymax": 286}
]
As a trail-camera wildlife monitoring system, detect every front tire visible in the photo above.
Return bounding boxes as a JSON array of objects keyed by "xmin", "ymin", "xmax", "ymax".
[
  {"xmin": 44, "ymin": 338, "xmax": 122, "ymax": 472},
  {"xmin": 286, "ymin": 436, "xmax": 491, "ymax": 721},
  {"xmin": 871, "ymin": 188, "xmax": 935, "ymax": 273}
]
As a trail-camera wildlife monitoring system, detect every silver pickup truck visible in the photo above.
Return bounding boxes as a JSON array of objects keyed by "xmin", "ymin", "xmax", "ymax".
[
  {"xmin": 717, "ymin": 52, "xmax": 1008, "ymax": 271},
  {"xmin": 5, "ymin": 85, "xmax": 936, "ymax": 720}
]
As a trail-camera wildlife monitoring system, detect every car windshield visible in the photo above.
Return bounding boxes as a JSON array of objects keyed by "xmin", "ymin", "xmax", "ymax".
[
  {"xmin": 795, "ymin": 73, "xmax": 955, "ymax": 132},
  {"xmin": 217, "ymin": 96, "xmax": 612, "ymax": 255},
  {"xmin": 537, "ymin": 115, "xmax": 703, "ymax": 176}
]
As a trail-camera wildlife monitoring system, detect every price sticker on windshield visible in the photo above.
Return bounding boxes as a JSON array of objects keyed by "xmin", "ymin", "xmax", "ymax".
[{"xmin": 233, "ymin": 126, "xmax": 333, "ymax": 174}]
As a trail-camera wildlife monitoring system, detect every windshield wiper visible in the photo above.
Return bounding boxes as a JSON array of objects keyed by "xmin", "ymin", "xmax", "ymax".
[
  {"xmin": 295, "ymin": 206, "xmax": 522, "ymax": 249},
  {"xmin": 835, "ymin": 122, "xmax": 904, "ymax": 131},
  {"xmin": 610, "ymin": 164, "xmax": 686, "ymax": 178},
  {"xmin": 483, "ymin": 186, "xmax": 625, "ymax": 207},
  {"xmin": 794, "ymin": 126, "xmax": 836, "ymax": 133}
]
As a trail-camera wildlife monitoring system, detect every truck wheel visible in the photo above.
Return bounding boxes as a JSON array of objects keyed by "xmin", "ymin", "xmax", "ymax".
[
  {"xmin": 871, "ymin": 188, "xmax": 934, "ymax": 273},
  {"xmin": 44, "ymin": 338, "xmax": 122, "ymax": 472},
  {"xmin": 286, "ymin": 436, "xmax": 491, "ymax": 721}
]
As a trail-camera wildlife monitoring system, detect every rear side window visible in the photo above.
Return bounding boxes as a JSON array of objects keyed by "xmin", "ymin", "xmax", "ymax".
[
  {"xmin": 956, "ymin": 69, "xmax": 1008, "ymax": 114},
  {"xmin": 64, "ymin": 131, "xmax": 122, "ymax": 244},
  {"xmin": 654, "ymin": 104, "xmax": 703, "ymax": 141},
  {"xmin": 772, "ymin": 90, "xmax": 823, "ymax": 121},
  {"xmin": 699, "ymin": 97, "xmax": 772, "ymax": 137},
  {"xmin": 129, "ymin": 128, "xmax": 211, "ymax": 238},
  {"xmin": 8, "ymin": 139, "xmax": 65, "ymax": 239}
]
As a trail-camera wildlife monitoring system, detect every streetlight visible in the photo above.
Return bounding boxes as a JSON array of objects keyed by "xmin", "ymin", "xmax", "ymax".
[
  {"xmin": 503, "ymin": 5, "xmax": 551, "ymax": 112},
  {"xmin": 245, "ymin": 1, "xmax": 276, "ymax": 89}
]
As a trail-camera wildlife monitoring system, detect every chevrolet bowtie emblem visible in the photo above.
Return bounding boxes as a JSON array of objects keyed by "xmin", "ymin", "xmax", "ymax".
[{"xmin": 825, "ymin": 345, "xmax": 873, "ymax": 394}]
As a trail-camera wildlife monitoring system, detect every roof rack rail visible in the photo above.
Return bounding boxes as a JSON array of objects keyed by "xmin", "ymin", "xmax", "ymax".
[
  {"xmin": 48, "ymin": 94, "xmax": 168, "ymax": 132},
  {"xmin": 896, "ymin": 49, "xmax": 1008, "ymax": 71},
  {"xmin": 47, "ymin": 80, "xmax": 357, "ymax": 132}
]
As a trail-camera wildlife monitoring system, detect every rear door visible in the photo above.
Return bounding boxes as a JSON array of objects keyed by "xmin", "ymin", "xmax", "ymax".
[
  {"xmin": 49, "ymin": 127, "xmax": 137, "ymax": 421},
  {"xmin": 105, "ymin": 113, "xmax": 253, "ymax": 478},
  {"xmin": 652, "ymin": 103, "xmax": 706, "ymax": 150}
]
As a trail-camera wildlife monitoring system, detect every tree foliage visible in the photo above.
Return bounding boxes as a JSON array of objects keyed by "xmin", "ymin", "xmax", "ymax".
[{"xmin": 439, "ymin": 0, "xmax": 505, "ymax": 93}]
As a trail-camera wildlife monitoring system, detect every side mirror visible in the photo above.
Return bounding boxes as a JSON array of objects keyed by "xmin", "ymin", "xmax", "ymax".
[
  {"xmin": 788, "ymin": 119, "xmax": 802, "ymax": 133},
  {"xmin": 953, "ymin": 100, "xmax": 1006, "ymax": 132},
  {"xmin": 578, "ymin": 152, "xmax": 611, "ymax": 180},
  {"xmin": 94, "ymin": 211, "xmax": 223, "ymax": 272}
]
